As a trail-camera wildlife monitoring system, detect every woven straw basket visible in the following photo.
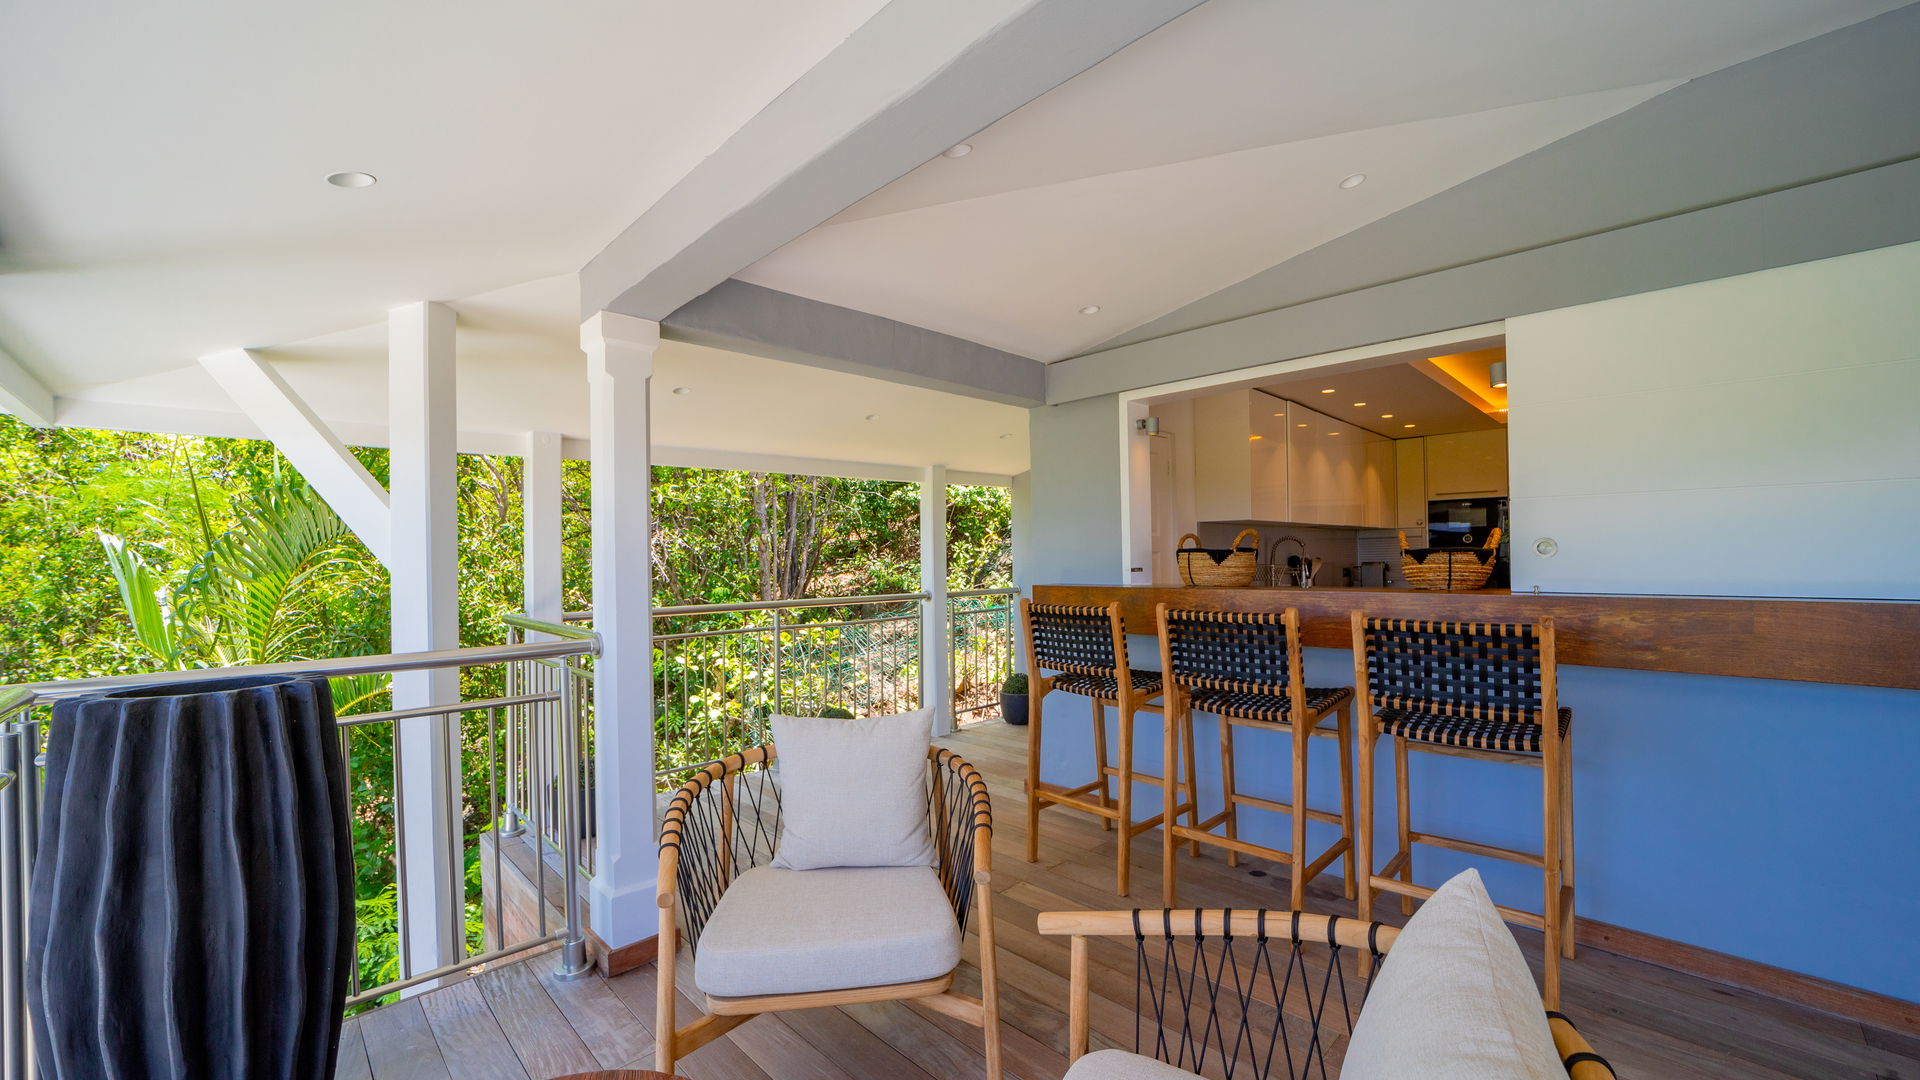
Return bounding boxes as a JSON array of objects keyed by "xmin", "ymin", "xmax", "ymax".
[
  {"xmin": 1177, "ymin": 528, "xmax": 1261, "ymax": 587},
  {"xmin": 1400, "ymin": 527, "xmax": 1501, "ymax": 591}
]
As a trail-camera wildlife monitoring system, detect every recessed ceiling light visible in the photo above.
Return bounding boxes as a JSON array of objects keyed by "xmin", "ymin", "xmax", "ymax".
[
  {"xmin": 998, "ymin": 433, "xmax": 1012, "ymax": 440},
  {"xmin": 1352, "ymin": 402, "xmax": 1367, "ymax": 407},
  {"xmin": 1379, "ymin": 413, "xmax": 1393, "ymax": 419},
  {"xmin": 1404, "ymin": 423, "xmax": 1417, "ymax": 429},
  {"xmin": 1249, "ymin": 434, "xmax": 1263, "ymax": 441},
  {"xmin": 1328, "ymin": 431, "xmax": 1341, "ymax": 436},
  {"xmin": 326, "ymin": 171, "xmax": 377, "ymax": 188},
  {"xmin": 943, "ymin": 143, "xmax": 972, "ymax": 158},
  {"xmin": 672, "ymin": 386, "xmax": 692, "ymax": 396},
  {"xmin": 864, "ymin": 413, "xmax": 880, "ymax": 421},
  {"xmin": 1320, "ymin": 388, "xmax": 1337, "ymax": 394},
  {"xmin": 1296, "ymin": 423, "xmax": 1309, "ymax": 428},
  {"xmin": 1079, "ymin": 305, "xmax": 1102, "ymax": 315},
  {"xmin": 1339, "ymin": 173, "xmax": 1367, "ymax": 190},
  {"xmin": 1498, "ymin": 407, "xmax": 1509, "ymax": 413}
]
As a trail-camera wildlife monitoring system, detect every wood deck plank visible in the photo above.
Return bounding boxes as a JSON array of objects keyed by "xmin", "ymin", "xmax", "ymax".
[
  {"xmin": 475, "ymin": 956, "xmax": 602, "ymax": 1079},
  {"xmin": 534, "ymin": 957, "xmax": 653, "ymax": 1068},
  {"xmin": 334, "ymin": 1017, "xmax": 373, "ymax": 1080},
  {"xmin": 357, "ymin": 998, "xmax": 453, "ymax": 1080},
  {"xmin": 417, "ymin": 979, "xmax": 533, "ymax": 1080}
]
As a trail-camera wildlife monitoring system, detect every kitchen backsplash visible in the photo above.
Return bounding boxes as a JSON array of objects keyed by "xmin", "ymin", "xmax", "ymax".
[{"xmin": 1195, "ymin": 521, "xmax": 1408, "ymax": 588}]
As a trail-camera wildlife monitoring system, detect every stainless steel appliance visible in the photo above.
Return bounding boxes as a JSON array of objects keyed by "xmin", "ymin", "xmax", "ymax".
[{"xmin": 1428, "ymin": 497, "xmax": 1508, "ymax": 549}]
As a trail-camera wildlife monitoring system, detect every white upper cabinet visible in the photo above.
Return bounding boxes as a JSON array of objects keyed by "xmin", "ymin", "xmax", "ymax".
[
  {"xmin": 1285, "ymin": 401, "xmax": 1395, "ymax": 528},
  {"xmin": 1192, "ymin": 390, "xmax": 1290, "ymax": 521},
  {"xmin": 1394, "ymin": 437, "xmax": 1428, "ymax": 535},
  {"xmin": 1424, "ymin": 429, "xmax": 1510, "ymax": 498}
]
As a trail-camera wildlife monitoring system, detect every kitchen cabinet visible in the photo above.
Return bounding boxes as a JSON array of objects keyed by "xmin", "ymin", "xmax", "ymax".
[
  {"xmin": 1286, "ymin": 401, "xmax": 1394, "ymax": 527},
  {"xmin": 1424, "ymin": 429, "xmax": 1509, "ymax": 498},
  {"xmin": 1192, "ymin": 390, "xmax": 1290, "ymax": 521},
  {"xmin": 1394, "ymin": 437, "xmax": 1428, "ymax": 537}
]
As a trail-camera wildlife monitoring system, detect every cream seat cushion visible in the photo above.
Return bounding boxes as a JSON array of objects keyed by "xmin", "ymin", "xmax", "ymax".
[
  {"xmin": 1342, "ymin": 867, "xmax": 1562, "ymax": 1079},
  {"xmin": 1062, "ymin": 1049, "xmax": 1203, "ymax": 1079},
  {"xmin": 693, "ymin": 865, "xmax": 961, "ymax": 998}
]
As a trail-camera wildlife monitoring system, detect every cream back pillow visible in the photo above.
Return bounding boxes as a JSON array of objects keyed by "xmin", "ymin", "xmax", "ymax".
[
  {"xmin": 770, "ymin": 710, "xmax": 935, "ymax": 871},
  {"xmin": 1343, "ymin": 868, "xmax": 1562, "ymax": 1079}
]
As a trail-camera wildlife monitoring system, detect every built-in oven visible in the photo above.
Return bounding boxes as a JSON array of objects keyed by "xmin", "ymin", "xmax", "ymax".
[{"xmin": 1428, "ymin": 497, "xmax": 1508, "ymax": 549}]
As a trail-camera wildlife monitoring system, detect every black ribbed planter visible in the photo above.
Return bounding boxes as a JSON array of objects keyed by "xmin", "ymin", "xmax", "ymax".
[{"xmin": 26, "ymin": 674, "xmax": 354, "ymax": 1080}]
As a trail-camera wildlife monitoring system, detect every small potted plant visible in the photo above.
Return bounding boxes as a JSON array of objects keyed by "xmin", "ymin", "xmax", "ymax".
[{"xmin": 999, "ymin": 673, "xmax": 1030, "ymax": 726}]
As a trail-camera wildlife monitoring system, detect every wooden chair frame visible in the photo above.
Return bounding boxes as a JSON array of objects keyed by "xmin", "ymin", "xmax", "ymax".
[
  {"xmin": 654, "ymin": 744, "xmax": 1002, "ymax": 1077},
  {"xmin": 1021, "ymin": 598, "xmax": 1197, "ymax": 896},
  {"xmin": 1154, "ymin": 604, "xmax": 1356, "ymax": 910},
  {"xmin": 1037, "ymin": 907, "xmax": 1614, "ymax": 1079},
  {"xmin": 1351, "ymin": 612, "xmax": 1577, "ymax": 1008}
]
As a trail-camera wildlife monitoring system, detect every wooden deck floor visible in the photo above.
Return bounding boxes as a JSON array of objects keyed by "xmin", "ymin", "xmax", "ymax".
[{"xmin": 343, "ymin": 722, "xmax": 1920, "ymax": 1079}]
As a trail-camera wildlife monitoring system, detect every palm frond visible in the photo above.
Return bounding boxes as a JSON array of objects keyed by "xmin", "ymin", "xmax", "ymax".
[{"xmin": 97, "ymin": 532, "xmax": 183, "ymax": 668}]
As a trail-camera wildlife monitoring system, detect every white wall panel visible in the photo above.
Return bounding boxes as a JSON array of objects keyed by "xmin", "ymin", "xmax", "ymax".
[{"xmin": 1507, "ymin": 241, "xmax": 1920, "ymax": 599}]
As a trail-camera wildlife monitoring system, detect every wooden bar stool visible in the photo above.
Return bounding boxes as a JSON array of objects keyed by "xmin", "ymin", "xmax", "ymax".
[
  {"xmin": 1154, "ymin": 605, "xmax": 1356, "ymax": 909},
  {"xmin": 1351, "ymin": 614, "xmax": 1576, "ymax": 1007},
  {"xmin": 1020, "ymin": 599, "xmax": 1197, "ymax": 896}
]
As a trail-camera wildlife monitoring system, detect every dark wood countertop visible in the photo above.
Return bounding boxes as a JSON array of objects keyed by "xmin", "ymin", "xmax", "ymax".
[{"xmin": 1031, "ymin": 583, "xmax": 1920, "ymax": 692}]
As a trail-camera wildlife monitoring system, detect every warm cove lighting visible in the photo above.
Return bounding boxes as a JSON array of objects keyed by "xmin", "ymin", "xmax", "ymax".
[{"xmin": 326, "ymin": 171, "xmax": 377, "ymax": 188}]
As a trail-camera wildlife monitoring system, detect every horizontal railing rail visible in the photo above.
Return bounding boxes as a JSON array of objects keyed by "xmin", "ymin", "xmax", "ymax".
[{"xmin": 0, "ymin": 636, "xmax": 600, "ymax": 1077}]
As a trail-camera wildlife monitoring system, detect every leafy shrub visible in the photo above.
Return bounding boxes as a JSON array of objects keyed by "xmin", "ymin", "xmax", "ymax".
[{"xmin": 1000, "ymin": 673, "xmax": 1028, "ymax": 694}]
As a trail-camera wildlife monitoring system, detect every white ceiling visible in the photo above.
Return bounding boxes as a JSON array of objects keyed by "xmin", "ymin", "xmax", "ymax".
[
  {"xmin": 55, "ymin": 276, "xmax": 1031, "ymax": 478},
  {"xmin": 0, "ymin": 0, "xmax": 891, "ymax": 392},
  {"xmin": 734, "ymin": 0, "xmax": 1910, "ymax": 361}
]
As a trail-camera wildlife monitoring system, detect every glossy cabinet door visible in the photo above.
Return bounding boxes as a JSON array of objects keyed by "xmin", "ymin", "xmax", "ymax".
[
  {"xmin": 1425, "ymin": 428, "xmax": 1510, "ymax": 498},
  {"xmin": 1285, "ymin": 401, "xmax": 1392, "ymax": 526},
  {"xmin": 1191, "ymin": 389, "xmax": 1290, "ymax": 520},
  {"xmin": 1394, "ymin": 436, "xmax": 1427, "ymax": 536}
]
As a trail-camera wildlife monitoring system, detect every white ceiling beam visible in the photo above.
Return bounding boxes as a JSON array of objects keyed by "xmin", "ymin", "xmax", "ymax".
[
  {"xmin": 581, "ymin": 0, "xmax": 1204, "ymax": 320},
  {"xmin": 0, "ymin": 345, "xmax": 55, "ymax": 427},
  {"xmin": 198, "ymin": 348, "xmax": 394, "ymax": 566}
]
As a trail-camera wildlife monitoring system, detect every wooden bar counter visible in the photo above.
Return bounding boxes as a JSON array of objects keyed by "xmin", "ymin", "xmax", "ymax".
[{"xmin": 1031, "ymin": 584, "xmax": 1920, "ymax": 692}]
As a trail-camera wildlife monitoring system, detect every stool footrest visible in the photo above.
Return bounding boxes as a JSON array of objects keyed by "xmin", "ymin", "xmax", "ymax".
[
  {"xmin": 1227, "ymin": 791, "xmax": 1347, "ymax": 827},
  {"xmin": 1408, "ymin": 830, "xmax": 1545, "ymax": 869}
]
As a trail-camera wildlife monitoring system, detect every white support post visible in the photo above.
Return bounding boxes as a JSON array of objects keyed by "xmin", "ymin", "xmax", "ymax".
[
  {"xmin": 921, "ymin": 465, "xmax": 952, "ymax": 736},
  {"xmin": 388, "ymin": 301, "xmax": 463, "ymax": 977},
  {"xmin": 581, "ymin": 311, "xmax": 661, "ymax": 953},
  {"xmin": 199, "ymin": 349, "xmax": 394, "ymax": 566},
  {"xmin": 523, "ymin": 431, "xmax": 565, "ymax": 624}
]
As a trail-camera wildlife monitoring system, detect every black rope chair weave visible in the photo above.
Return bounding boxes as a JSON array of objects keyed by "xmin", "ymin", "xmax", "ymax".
[
  {"xmin": 1351, "ymin": 614, "xmax": 1577, "ymax": 1008},
  {"xmin": 1155, "ymin": 606, "xmax": 1356, "ymax": 910},
  {"xmin": 654, "ymin": 744, "xmax": 1001, "ymax": 1077},
  {"xmin": 1037, "ymin": 907, "xmax": 1614, "ymax": 1080},
  {"xmin": 1021, "ymin": 598, "xmax": 1191, "ymax": 896}
]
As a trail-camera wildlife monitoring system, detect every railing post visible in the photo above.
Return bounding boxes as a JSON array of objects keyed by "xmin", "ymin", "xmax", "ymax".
[
  {"xmin": 0, "ymin": 726, "xmax": 26, "ymax": 1080},
  {"xmin": 771, "ymin": 607, "xmax": 784, "ymax": 723},
  {"xmin": 556, "ymin": 663, "xmax": 592, "ymax": 979}
]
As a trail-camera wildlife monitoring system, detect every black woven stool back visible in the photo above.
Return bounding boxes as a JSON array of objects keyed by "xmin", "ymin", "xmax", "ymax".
[
  {"xmin": 1027, "ymin": 603, "xmax": 1127, "ymax": 677},
  {"xmin": 1161, "ymin": 609, "xmax": 1296, "ymax": 695},
  {"xmin": 1359, "ymin": 618, "xmax": 1548, "ymax": 723}
]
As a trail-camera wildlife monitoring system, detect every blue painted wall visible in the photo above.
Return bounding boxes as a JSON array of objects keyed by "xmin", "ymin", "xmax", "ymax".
[{"xmin": 1024, "ymin": 400, "xmax": 1920, "ymax": 1004}]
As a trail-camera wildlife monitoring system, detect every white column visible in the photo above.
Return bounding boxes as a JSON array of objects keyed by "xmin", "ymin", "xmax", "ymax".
[
  {"xmin": 388, "ymin": 300, "xmax": 463, "ymax": 975},
  {"xmin": 920, "ymin": 465, "xmax": 951, "ymax": 736},
  {"xmin": 523, "ymin": 431, "xmax": 565, "ymax": 624},
  {"xmin": 581, "ymin": 311, "xmax": 661, "ymax": 951}
]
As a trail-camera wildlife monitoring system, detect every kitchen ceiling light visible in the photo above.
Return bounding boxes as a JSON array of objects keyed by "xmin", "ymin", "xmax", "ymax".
[
  {"xmin": 1249, "ymin": 434, "xmax": 1263, "ymax": 441},
  {"xmin": 1339, "ymin": 173, "xmax": 1367, "ymax": 189},
  {"xmin": 1498, "ymin": 407, "xmax": 1510, "ymax": 413},
  {"xmin": 942, "ymin": 143, "xmax": 972, "ymax": 158},
  {"xmin": 1320, "ymin": 388, "xmax": 1336, "ymax": 394},
  {"xmin": 671, "ymin": 386, "xmax": 692, "ymax": 396},
  {"xmin": 1078, "ymin": 305, "xmax": 1101, "ymax": 315},
  {"xmin": 1380, "ymin": 413, "xmax": 1394, "ymax": 419},
  {"xmin": 1489, "ymin": 359, "xmax": 1508, "ymax": 388},
  {"xmin": 1296, "ymin": 423, "xmax": 1309, "ymax": 428},
  {"xmin": 1328, "ymin": 431, "xmax": 1341, "ymax": 436},
  {"xmin": 1352, "ymin": 402, "xmax": 1367, "ymax": 407},
  {"xmin": 1404, "ymin": 423, "xmax": 1416, "ymax": 429},
  {"xmin": 326, "ymin": 171, "xmax": 377, "ymax": 188}
]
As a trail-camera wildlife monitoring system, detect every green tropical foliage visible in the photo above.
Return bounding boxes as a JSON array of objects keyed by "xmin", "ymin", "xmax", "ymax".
[{"xmin": 0, "ymin": 414, "xmax": 1011, "ymax": 1003}]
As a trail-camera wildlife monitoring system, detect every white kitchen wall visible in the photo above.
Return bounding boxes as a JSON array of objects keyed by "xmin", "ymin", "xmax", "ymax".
[{"xmin": 1506, "ymin": 240, "xmax": 1920, "ymax": 599}]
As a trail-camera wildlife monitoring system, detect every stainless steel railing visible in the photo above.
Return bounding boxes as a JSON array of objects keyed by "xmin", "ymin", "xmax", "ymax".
[
  {"xmin": 0, "ymin": 636, "xmax": 598, "ymax": 1077},
  {"xmin": 949, "ymin": 587, "xmax": 1019, "ymax": 724}
]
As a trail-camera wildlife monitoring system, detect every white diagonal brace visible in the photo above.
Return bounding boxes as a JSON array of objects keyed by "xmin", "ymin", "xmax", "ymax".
[
  {"xmin": 199, "ymin": 349, "xmax": 393, "ymax": 566},
  {"xmin": 0, "ymin": 345, "xmax": 55, "ymax": 427}
]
